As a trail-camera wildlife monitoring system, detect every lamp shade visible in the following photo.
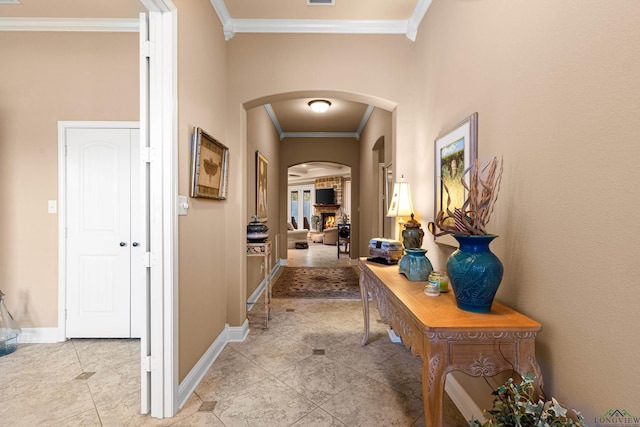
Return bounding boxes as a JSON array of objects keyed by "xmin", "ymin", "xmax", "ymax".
[{"xmin": 387, "ymin": 181, "xmax": 414, "ymax": 218}]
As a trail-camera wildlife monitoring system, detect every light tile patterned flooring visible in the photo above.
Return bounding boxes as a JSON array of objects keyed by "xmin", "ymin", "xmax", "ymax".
[{"xmin": 0, "ymin": 242, "xmax": 468, "ymax": 426}]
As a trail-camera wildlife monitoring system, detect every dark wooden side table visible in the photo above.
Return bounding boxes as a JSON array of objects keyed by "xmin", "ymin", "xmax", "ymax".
[
  {"xmin": 359, "ymin": 259, "xmax": 543, "ymax": 427},
  {"xmin": 337, "ymin": 223, "xmax": 350, "ymax": 258}
]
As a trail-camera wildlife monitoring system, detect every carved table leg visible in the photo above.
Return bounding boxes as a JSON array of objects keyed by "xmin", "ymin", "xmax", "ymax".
[
  {"xmin": 423, "ymin": 343, "xmax": 447, "ymax": 427},
  {"xmin": 517, "ymin": 338, "xmax": 544, "ymax": 392},
  {"xmin": 360, "ymin": 271, "xmax": 370, "ymax": 346}
]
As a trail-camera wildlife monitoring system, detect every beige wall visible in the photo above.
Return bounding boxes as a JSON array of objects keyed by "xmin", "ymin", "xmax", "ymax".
[
  {"xmin": 246, "ymin": 106, "xmax": 281, "ymax": 298},
  {"xmin": 174, "ymin": 0, "xmax": 229, "ymax": 382},
  {"xmin": 414, "ymin": 0, "xmax": 640, "ymax": 418},
  {"xmin": 0, "ymin": 31, "xmax": 138, "ymax": 328},
  {"xmin": 358, "ymin": 107, "xmax": 393, "ymax": 251}
]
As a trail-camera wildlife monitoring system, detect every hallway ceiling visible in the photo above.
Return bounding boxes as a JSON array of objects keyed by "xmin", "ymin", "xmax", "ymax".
[
  {"xmin": 288, "ymin": 161, "xmax": 350, "ymax": 185},
  {"xmin": 265, "ymin": 98, "xmax": 373, "ymax": 141}
]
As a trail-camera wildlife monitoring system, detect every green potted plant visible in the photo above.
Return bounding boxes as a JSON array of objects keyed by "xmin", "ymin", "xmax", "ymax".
[{"xmin": 470, "ymin": 372, "xmax": 586, "ymax": 427}]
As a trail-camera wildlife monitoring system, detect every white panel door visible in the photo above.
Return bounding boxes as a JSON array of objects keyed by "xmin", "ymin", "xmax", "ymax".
[{"xmin": 66, "ymin": 128, "xmax": 137, "ymax": 338}]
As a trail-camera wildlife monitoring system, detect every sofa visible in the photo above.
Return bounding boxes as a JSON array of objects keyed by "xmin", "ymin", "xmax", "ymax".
[{"xmin": 287, "ymin": 222, "xmax": 309, "ymax": 249}]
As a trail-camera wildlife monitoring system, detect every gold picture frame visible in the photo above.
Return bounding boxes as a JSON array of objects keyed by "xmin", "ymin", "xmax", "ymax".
[
  {"xmin": 256, "ymin": 151, "xmax": 268, "ymax": 221},
  {"xmin": 190, "ymin": 127, "xmax": 229, "ymax": 199}
]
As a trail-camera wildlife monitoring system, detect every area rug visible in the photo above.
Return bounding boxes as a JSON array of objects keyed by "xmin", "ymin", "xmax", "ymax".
[{"xmin": 272, "ymin": 267, "xmax": 361, "ymax": 299}]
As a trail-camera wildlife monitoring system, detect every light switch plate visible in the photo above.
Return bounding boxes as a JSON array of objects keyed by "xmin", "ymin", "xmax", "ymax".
[
  {"xmin": 178, "ymin": 195, "xmax": 189, "ymax": 216},
  {"xmin": 48, "ymin": 200, "xmax": 57, "ymax": 214}
]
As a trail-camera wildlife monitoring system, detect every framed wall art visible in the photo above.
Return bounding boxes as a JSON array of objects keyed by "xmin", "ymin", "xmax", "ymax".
[
  {"xmin": 434, "ymin": 113, "xmax": 478, "ymax": 245},
  {"xmin": 190, "ymin": 127, "xmax": 229, "ymax": 199},
  {"xmin": 256, "ymin": 151, "xmax": 268, "ymax": 221}
]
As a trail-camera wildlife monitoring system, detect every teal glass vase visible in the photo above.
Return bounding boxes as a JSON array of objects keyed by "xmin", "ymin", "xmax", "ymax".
[
  {"xmin": 399, "ymin": 248, "xmax": 433, "ymax": 281},
  {"xmin": 446, "ymin": 235, "xmax": 504, "ymax": 313}
]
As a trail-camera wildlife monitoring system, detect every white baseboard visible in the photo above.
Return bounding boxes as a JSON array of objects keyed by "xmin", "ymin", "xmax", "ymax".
[
  {"xmin": 17, "ymin": 327, "xmax": 62, "ymax": 343},
  {"xmin": 177, "ymin": 319, "xmax": 249, "ymax": 409},
  {"xmin": 387, "ymin": 327, "xmax": 402, "ymax": 343},
  {"xmin": 246, "ymin": 262, "xmax": 283, "ymax": 312},
  {"xmin": 445, "ymin": 373, "xmax": 485, "ymax": 423},
  {"xmin": 227, "ymin": 319, "xmax": 249, "ymax": 342}
]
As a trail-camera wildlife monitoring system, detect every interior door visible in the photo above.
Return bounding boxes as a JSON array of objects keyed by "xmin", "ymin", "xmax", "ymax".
[{"xmin": 66, "ymin": 128, "xmax": 140, "ymax": 338}]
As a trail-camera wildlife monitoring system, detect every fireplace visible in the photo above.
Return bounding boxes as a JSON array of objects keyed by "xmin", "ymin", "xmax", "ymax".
[{"xmin": 321, "ymin": 212, "xmax": 336, "ymax": 230}]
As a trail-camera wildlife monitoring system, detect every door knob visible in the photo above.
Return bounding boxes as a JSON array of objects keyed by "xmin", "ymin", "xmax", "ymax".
[
  {"xmin": 132, "ymin": 242, "xmax": 139, "ymax": 247},
  {"xmin": 119, "ymin": 242, "xmax": 127, "ymax": 247}
]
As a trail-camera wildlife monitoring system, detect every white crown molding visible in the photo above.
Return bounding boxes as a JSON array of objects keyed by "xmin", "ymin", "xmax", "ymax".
[
  {"xmin": 282, "ymin": 132, "xmax": 359, "ymax": 139},
  {"xmin": 140, "ymin": 0, "xmax": 176, "ymax": 13},
  {"xmin": 407, "ymin": 0, "xmax": 432, "ymax": 41},
  {"xmin": 230, "ymin": 19, "xmax": 407, "ymax": 39},
  {"xmin": 0, "ymin": 17, "xmax": 139, "ymax": 32},
  {"xmin": 211, "ymin": 1, "xmax": 432, "ymax": 41},
  {"xmin": 209, "ymin": 0, "xmax": 234, "ymax": 40},
  {"xmin": 357, "ymin": 105, "xmax": 375, "ymax": 135},
  {"xmin": 264, "ymin": 104, "xmax": 284, "ymax": 139}
]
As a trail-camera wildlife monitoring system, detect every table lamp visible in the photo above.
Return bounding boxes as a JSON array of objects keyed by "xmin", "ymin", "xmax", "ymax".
[{"xmin": 386, "ymin": 177, "xmax": 424, "ymax": 249}]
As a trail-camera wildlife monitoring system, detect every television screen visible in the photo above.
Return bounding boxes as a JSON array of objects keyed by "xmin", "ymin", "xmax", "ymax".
[{"xmin": 315, "ymin": 188, "xmax": 335, "ymax": 205}]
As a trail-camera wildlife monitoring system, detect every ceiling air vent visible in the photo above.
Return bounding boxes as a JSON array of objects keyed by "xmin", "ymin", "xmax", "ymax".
[{"xmin": 307, "ymin": 0, "xmax": 334, "ymax": 5}]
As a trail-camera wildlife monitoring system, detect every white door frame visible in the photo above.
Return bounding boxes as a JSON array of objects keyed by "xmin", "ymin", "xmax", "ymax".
[{"xmin": 139, "ymin": 0, "xmax": 179, "ymax": 418}]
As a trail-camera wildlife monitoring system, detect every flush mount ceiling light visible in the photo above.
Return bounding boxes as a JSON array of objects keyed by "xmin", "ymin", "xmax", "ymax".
[{"xmin": 308, "ymin": 99, "xmax": 331, "ymax": 113}]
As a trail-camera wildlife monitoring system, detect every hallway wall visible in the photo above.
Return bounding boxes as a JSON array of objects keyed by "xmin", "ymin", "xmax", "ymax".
[
  {"xmin": 175, "ymin": 0, "xmax": 229, "ymax": 381},
  {"xmin": 413, "ymin": 0, "xmax": 640, "ymax": 418},
  {"xmin": 246, "ymin": 106, "xmax": 281, "ymax": 298}
]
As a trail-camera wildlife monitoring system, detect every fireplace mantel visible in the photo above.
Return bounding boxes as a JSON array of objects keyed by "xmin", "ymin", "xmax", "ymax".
[{"xmin": 314, "ymin": 204, "xmax": 340, "ymax": 209}]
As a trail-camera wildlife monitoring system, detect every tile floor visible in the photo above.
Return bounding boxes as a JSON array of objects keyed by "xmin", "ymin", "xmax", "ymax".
[{"xmin": 0, "ymin": 242, "xmax": 469, "ymax": 426}]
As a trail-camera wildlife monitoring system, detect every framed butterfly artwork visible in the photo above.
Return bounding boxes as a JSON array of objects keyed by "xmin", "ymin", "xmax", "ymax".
[{"xmin": 190, "ymin": 127, "xmax": 229, "ymax": 200}]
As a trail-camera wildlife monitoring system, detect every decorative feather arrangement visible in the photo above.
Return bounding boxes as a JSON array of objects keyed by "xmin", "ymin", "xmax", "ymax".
[{"xmin": 429, "ymin": 156, "xmax": 503, "ymax": 236}]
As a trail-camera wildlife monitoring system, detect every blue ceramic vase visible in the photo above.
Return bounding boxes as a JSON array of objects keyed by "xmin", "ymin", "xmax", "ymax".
[
  {"xmin": 399, "ymin": 248, "xmax": 433, "ymax": 281},
  {"xmin": 446, "ymin": 235, "xmax": 503, "ymax": 313}
]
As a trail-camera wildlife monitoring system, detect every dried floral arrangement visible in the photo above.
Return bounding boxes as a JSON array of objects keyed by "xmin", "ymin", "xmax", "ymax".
[{"xmin": 429, "ymin": 156, "xmax": 503, "ymax": 236}]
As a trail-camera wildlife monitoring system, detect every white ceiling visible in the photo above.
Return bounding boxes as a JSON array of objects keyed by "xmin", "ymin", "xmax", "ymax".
[{"xmin": 288, "ymin": 162, "xmax": 351, "ymax": 185}]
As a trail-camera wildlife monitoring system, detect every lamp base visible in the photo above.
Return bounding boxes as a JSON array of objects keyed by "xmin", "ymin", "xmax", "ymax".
[{"xmin": 402, "ymin": 214, "xmax": 424, "ymax": 249}]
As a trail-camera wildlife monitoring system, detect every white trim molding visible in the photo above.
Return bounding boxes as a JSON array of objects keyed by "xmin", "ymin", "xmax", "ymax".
[
  {"xmin": 445, "ymin": 373, "xmax": 485, "ymax": 423},
  {"xmin": 246, "ymin": 263, "xmax": 282, "ymax": 312},
  {"xmin": 17, "ymin": 328, "xmax": 61, "ymax": 344},
  {"xmin": 210, "ymin": 0, "xmax": 432, "ymax": 41},
  {"xmin": 0, "ymin": 17, "xmax": 139, "ymax": 32},
  {"xmin": 177, "ymin": 320, "xmax": 249, "ymax": 409}
]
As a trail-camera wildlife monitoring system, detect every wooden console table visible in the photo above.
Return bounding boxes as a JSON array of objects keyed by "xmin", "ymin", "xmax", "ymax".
[
  {"xmin": 247, "ymin": 240, "xmax": 272, "ymax": 329},
  {"xmin": 359, "ymin": 259, "xmax": 542, "ymax": 427}
]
